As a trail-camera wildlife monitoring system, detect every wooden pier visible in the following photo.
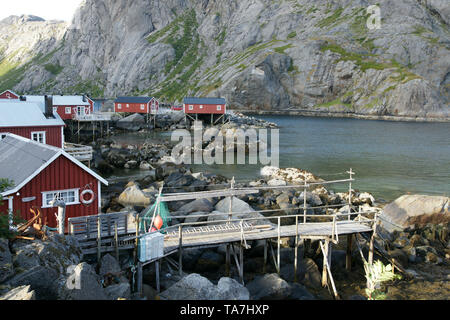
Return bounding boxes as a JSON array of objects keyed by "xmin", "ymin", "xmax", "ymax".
[{"xmin": 68, "ymin": 170, "xmax": 388, "ymax": 299}]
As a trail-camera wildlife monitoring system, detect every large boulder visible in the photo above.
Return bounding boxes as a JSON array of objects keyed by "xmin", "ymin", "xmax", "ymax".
[
  {"xmin": 179, "ymin": 199, "xmax": 214, "ymax": 214},
  {"xmin": 212, "ymin": 197, "xmax": 271, "ymax": 226},
  {"xmin": 118, "ymin": 184, "xmax": 152, "ymax": 207},
  {"xmin": 0, "ymin": 239, "xmax": 14, "ymax": 283},
  {"xmin": 99, "ymin": 254, "xmax": 121, "ymax": 277},
  {"xmin": 6, "ymin": 265, "xmax": 58, "ymax": 299},
  {"xmin": 217, "ymin": 277, "xmax": 250, "ymax": 300},
  {"xmin": 105, "ymin": 283, "xmax": 131, "ymax": 300},
  {"xmin": 0, "ymin": 285, "xmax": 36, "ymax": 300},
  {"xmin": 246, "ymin": 273, "xmax": 292, "ymax": 300},
  {"xmin": 159, "ymin": 273, "xmax": 249, "ymax": 300},
  {"xmin": 158, "ymin": 273, "xmax": 218, "ymax": 300},
  {"xmin": 57, "ymin": 263, "xmax": 109, "ymax": 300},
  {"xmin": 380, "ymin": 195, "xmax": 449, "ymax": 232},
  {"xmin": 116, "ymin": 113, "xmax": 145, "ymax": 131}
]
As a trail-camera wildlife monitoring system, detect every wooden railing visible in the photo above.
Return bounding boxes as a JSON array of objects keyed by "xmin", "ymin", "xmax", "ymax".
[
  {"xmin": 72, "ymin": 112, "xmax": 113, "ymax": 121},
  {"xmin": 64, "ymin": 142, "xmax": 93, "ymax": 161}
]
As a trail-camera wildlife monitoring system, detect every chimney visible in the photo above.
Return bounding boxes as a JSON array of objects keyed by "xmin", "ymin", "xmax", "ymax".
[
  {"xmin": 82, "ymin": 94, "xmax": 87, "ymax": 102},
  {"xmin": 44, "ymin": 95, "xmax": 53, "ymax": 117},
  {"xmin": 19, "ymin": 96, "xmax": 26, "ymax": 101}
]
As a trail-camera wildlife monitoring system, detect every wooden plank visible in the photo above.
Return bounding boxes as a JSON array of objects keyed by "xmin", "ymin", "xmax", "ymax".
[{"xmin": 160, "ymin": 189, "xmax": 259, "ymax": 202}]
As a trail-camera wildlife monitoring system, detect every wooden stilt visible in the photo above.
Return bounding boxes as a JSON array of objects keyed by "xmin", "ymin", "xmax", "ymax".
[
  {"xmin": 178, "ymin": 225, "xmax": 183, "ymax": 277},
  {"xmin": 321, "ymin": 239, "xmax": 330, "ymax": 287},
  {"xmin": 114, "ymin": 222, "xmax": 119, "ymax": 262},
  {"xmin": 239, "ymin": 244, "xmax": 244, "ymax": 284},
  {"xmin": 294, "ymin": 215, "xmax": 299, "ymax": 282},
  {"xmin": 269, "ymin": 242, "xmax": 278, "ymax": 273},
  {"xmin": 263, "ymin": 240, "xmax": 267, "ymax": 273},
  {"xmin": 226, "ymin": 244, "xmax": 230, "ymax": 276},
  {"xmin": 346, "ymin": 234, "xmax": 352, "ymax": 271},
  {"xmin": 277, "ymin": 217, "xmax": 281, "ymax": 275},
  {"xmin": 155, "ymin": 260, "xmax": 160, "ymax": 293},
  {"xmin": 97, "ymin": 217, "xmax": 101, "ymax": 262},
  {"xmin": 368, "ymin": 231, "xmax": 375, "ymax": 266},
  {"xmin": 137, "ymin": 262, "xmax": 142, "ymax": 295},
  {"xmin": 303, "ymin": 180, "xmax": 307, "ymax": 223},
  {"xmin": 134, "ymin": 215, "xmax": 139, "ymax": 263},
  {"xmin": 304, "ymin": 239, "xmax": 311, "ymax": 258},
  {"xmin": 319, "ymin": 240, "xmax": 339, "ymax": 300}
]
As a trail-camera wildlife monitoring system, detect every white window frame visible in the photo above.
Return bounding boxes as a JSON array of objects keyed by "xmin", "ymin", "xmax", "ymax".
[
  {"xmin": 42, "ymin": 188, "xmax": 80, "ymax": 208},
  {"xmin": 217, "ymin": 105, "xmax": 222, "ymax": 111},
  {"xmin": 126, "ymin": 104, "xmax": 129, "ymax": 108},
  {"xmin": 140, "ymin": 104, "xmax": 145, "ymax": 110},
  {"xmin": 189, "ymin": 105, "xmax": 194, "ymax": 111},
  {"xmin": 0, "ymin": 133, "xmax": 9, "ymax": 140},
  {"xmin": 65, "ymin": 107, "xmax": 71, "ymax": 114},
  {"xmin": 199, "ymin": 105, "xmax": 204, "ymax": 109},
  {"xmin": 31, "ymin": 131, "xmax": 46, "ymax": 144},
  {"xmin": 118, "ymin": 104, "xmax": 122, "ymax": 109}
]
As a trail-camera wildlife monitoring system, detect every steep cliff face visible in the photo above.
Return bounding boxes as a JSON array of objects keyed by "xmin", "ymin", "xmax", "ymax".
[{"xmin": 0, "ymin": 0, "xmax": 449, "ymax": 118}]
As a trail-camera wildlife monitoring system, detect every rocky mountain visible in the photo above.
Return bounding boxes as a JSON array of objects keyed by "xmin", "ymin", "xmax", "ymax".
[{"xmin": 0, "ymin": 0, "xmax": 449, "ymax": 118}]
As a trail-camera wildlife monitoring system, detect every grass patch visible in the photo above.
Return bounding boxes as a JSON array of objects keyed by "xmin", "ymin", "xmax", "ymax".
[
  {"xmin": 316, "ymin": 7, "xmax": 345, "ymax": 28},
  {"xmin": 215, "ymin": 28, "xmax": 227, "ymax": 46},
  {"xmin": 320, "ymin": 42, "xmax": 387, "ymax": 72},
  {"xmin": 44, "ymin": 63, "xmax": 63, "ymax": 75},
  {"xmin": 274, "ymin": 44, "xmax": 293, "ymax": 54},
  {"xmin": 287, "ymin": 31, "xmax": 297, "ymax": 39},
  {"xmin": 65, "ymin": 79, "xmax": 105, "ymax": 97}
]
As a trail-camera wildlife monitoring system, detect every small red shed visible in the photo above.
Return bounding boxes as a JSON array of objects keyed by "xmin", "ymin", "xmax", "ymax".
[
  {"xmin": 0, "ymin": 134, "xmax": 108, "ymax": 229},
  {"xmin": 183, "ymin": 97, "xmax": 226, "ymax": 114},
  {"xmin": 0, "ymin": 101, "xmax": 65, "ymax": 148},
  {"xmin": 114, "ymin": 96, "xmax": 159, "ymax": 114},
  {"xmin": 0, "ymin": 90, "xmax": 20, "ymax": 100}
]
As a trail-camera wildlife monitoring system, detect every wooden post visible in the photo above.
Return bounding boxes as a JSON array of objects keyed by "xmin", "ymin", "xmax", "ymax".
[
  {"xmin": 304, "ymin": 239, "xmax": 310, "ymax": 258},
  {"xmin": 346, "ymin": 234, "xmax": 352, "ymax": 271},
  {"xmin": 277, "ymin": 217, "xmax": 281, "ymax": 275},
  {"xmin": 294, "ymin": 215, "xmax": 299, "ymax": 282},
  {"xmin": 239, "ymin": 244, "xmax": 244, "ymax": 285},
  {"xmin": 228, "ymin": 177, "xmax": 235, "ymax": 222},
  {"xmin": 368, "ymin": 231, "xmax": 375, "ymax": 266},
  {"xmin": 263, "ymin": 240, "xmax": 267, "ymax": 273},
  {"xmin": 97, "ymin": 216, "xmax": 101, "ymax": 262},
  {"xmin": 155, "ymin": 260, "xmax": 160, "ymax": 293},
  {"xmin": 319, "ymin": 240, "xmax": 339, "ymax": 299},
  {"xmin": 226, "ymin": 244, "xmax": 230, "ymax": 276},
  {"xmin": 178, "ymin": 225, "xmax": 183, "ymax": 277},
  {"xmin": 137, "ymin": 262, "xmax": 142, "ymax": 296},
  {"xmin": 347, "ymin": 168, "xmax": 354, "ymax": 221},
  {"xmin": 134, "ymin": 215, "xmax": 139, "ymax": 263},
  {"xmin": 303, "ymin": 179, "xmax": 307, "ymax": 223},
  {"xmin": 114, "ymin": 222, "xmax": 119, "ymax": 262},
  {"xmin": 321, "ymin": 239, "xmax": 330, "ymax": 287}
]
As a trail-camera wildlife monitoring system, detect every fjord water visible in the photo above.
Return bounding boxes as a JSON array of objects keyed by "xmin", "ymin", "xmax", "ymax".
[
  {"xmin": 111, "ymin": 116, "xmax": 450, "ymax": 202},
  {"xmin": 195, "ymin": 115, "xmax": 450, "ymax": 202}
]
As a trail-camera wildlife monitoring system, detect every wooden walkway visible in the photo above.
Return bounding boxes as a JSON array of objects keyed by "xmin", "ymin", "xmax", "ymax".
[{"xmin": 68, "ymin": 171, "xmax": 380, "ymax": 299}]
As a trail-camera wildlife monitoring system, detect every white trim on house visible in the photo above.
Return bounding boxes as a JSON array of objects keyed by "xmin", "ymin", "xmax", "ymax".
[
  {"xmin": 0, "ymin": 90, "xmax": 19, "ymax": 99},
  {"xmin": 1, "ymin": 134, "xmax": 108, "ymax": 197},
  {"xmin": 65, "ymin": 107, "xmax": 71, "ymax": 114},
  {"xmin": 61, "ymin": 126, "xmax": 64, "ymax": 148},
  {"xmin": 41, "ymin": 188, "xmax": 80, "ymax": 208},
  {"xmin": 31, "ymin": 131, "xmax": 46, "ymax": 144}
]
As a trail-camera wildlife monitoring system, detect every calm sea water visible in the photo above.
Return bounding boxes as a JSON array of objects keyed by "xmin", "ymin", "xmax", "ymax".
[{"xmin": 109, "ymin": 116, "xmax": 450, "ymax": 202}]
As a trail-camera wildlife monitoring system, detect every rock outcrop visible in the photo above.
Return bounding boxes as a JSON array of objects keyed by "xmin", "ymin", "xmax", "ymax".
[
  {"xmin": 0, "ymin": 0, "xmax": 448, "ymax": 119},
  {"xmin": 380, "ymin": 195, "xmax": 449, "ymax": 232}
]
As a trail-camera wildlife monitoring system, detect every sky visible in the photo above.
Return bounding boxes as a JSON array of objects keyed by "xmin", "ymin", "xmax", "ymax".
[{"xmin": 0, "ymin": 0, "xmax": 82, "ymax": 22}]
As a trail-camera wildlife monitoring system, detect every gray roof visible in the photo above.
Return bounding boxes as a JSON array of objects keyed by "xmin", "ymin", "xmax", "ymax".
[
  {"xmin": 183, "ymin": 97, "xmax": 226, "ymax": 105},
  {"xmin": 0, "ymin": 135, "xmax": 59, "ymax": 193},
  {"xmin": 0, "ymin": 134, "xmax": 108, "ymax": 195},
  {"xmin": 0, "ymin": 102, "xmax": 65, "ymax": 127},
  {"xmin": 114, "ymin": 96, "xmax": 154, "ymax": 104}
]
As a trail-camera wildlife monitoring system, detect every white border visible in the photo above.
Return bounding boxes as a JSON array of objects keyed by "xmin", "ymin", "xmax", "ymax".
[{"xmin": 41, "ymin": 188, "xmax": 80, "ymax": 208}]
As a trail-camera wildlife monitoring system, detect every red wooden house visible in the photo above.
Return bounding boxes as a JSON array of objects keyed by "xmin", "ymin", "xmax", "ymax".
[
  {"xmin": 183, "ymin": 97, "xmax": 226, "ymax": 114},
  {"xmin": 52, "ymin": 95, "xmax": 94, "ymax": 120},
  {"xmin": 0, "ymin": 134, "xmax": 108, "ymax": 229},
  {"xmin": 0, "ymin": 90, "xmax": 20, "ymax": 100},
  {"xmin": 114, "ymin": 96, "xmax": 159, "ymax": 114},
  {"xmin": 0, "ymin": 101, "xmax": 65, "ymax": 148}
]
